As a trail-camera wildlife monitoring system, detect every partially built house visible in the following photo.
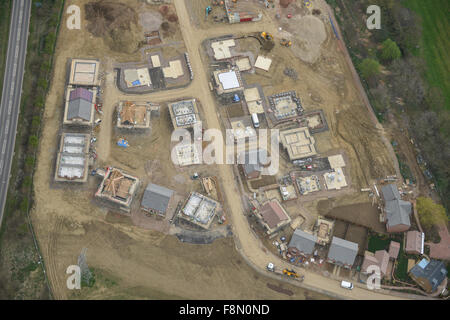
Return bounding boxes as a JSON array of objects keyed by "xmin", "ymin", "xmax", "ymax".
[
  {"xmin": 280, "ymin": 127, "xmax": 317, "ymax": 160},
  {"xmin": 212, "ymin": 68, "xmax": 244, "ymax": 95},
  {"xmin": 267, "ymin": 91, "xmax": 304, "ymax": 123},
  {"xmin": 224, "ymin": 0, "xmax": 263, "ymax": 24},
  {"xmin": 168, "ymin": 99, "xmax": 200, "ymax": 130},
  {"xmin": 54, "ymin": 133, "xmax": 91, "ymax": 183},
  {"xmin": 69, "ymin": 59, "xmax": 100, "ymax": 87},
  {"xmin": 180, "ymin": 192, "xmax": 219, "ymax": 230},
  {"xmin": 95, "ymin": 167, "xmax": 140, "ymax": 213},
  {"xmin": 116, "ymin": 101, "xmax": 153, "ymax": 131}
]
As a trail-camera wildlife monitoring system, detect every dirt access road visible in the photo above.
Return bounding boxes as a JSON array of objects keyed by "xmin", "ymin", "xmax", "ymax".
[{"xmin": 167, "ymin": 0, "xmax": 407, "ymax": 300}]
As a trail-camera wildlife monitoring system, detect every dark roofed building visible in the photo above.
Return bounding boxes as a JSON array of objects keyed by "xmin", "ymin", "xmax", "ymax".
[
  {"xmin": 409, "ymin": 259, "xmax": 448, "ymax": 293},
  {"xmin": 381, "ymin": 184, "xmax": 401, "ymax": 201},
  {"xmin": 70, "ymin": 87, "xmax": 94, "ymax": 101},
  {"xmin": 238, "ymin": 149, "xmax": 268, "ymax": 180},
  {"xmin": 288, "ymin": 229, "xmax": 317, "ymax": 256},
  {"xmin": 68, "ymin": 99, "xmax": 93, "ymax": 121},
  {"xmin": 327, "ymin": 236, "xmax": 358, "ymax": 269},
  {"xmin": 381, "ymin": 184, "xmax": 411, "ymax": 233},
  {"xmin": 64, "ymin": 86, "xmax": 96, "ymax": 125},
  {"xmin": 141, "ymin": 183, "xmax": 174, "ymax": 216},
  {"xmin": 256, "ymin": 199, "xmax": 291, "ymax": 235}
]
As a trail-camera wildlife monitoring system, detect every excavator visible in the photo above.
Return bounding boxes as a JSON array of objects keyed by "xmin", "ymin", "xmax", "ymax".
[
  {"xmin": 282, "ymin": 268, "xmax": 299, "ymax": 278},
  {"xmin": 280, "ymin": 38, "xmax": 292, "ymax": 47},
  {"xmin": 260, "ymin": 31, "xmax": 273, "ymax": 41}
]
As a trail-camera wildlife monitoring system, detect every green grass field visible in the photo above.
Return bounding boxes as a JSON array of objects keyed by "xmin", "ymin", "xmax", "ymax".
[{"xmin": 404, "ymin": 0, "xmax": 450, "ymax": 109}]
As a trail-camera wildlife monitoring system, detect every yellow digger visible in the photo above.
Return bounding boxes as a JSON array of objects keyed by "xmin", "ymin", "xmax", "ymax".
[
  {"xmin": 282, "ymin": 269, "xmax": 298, "ymax": 278},
  {"xmin": 280, "ymin": 38, "xmax": 292, "ymax": 47},
  {"xmin": 260, "ymin": 31, "xmax": 273, "ymax": 41}
]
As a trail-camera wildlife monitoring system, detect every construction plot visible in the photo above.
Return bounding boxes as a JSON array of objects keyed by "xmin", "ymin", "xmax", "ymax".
[
  {"xmin": 296, "ymin": 175, "xmax": 321, "ymax": 195},
  {"xmin": 173, "ymin": 144, "xmax": 201, "ymax": 167},
  {"xmin": 244, "ymin": 87, "xmax": 264, "ymax": 114},
  {"xmin": 63, "ymin": 86, "xmax": 97, "ymax": 127},
  {"xmin": 68, "ymin": 59, "xmax": 100, "ymax": 86},
  {"xmin": 54, "ymin": 133, "xmax": 91, "ymax": 183},
  {"xmin": 229, "ymin": 116, "xmax": 256, "ymax": 141},
  {"xmin": 321, "ymin": 202, "xmax": 385, "ymax": 233},
  {"xmin": 213, "ymin": 68, "xmax": 244, "ymax": 95},
  {"xmin": 211, "ymin": 39, "xmax": 236, "ymax": 60},
  {"xmin": 168, "ymin": 99, "xmax": 200, "ymax": 129},
  {"xmin": 254, "ymin": 55, "xmax": 272, "ymax": 72},
  {"xmin": 267, "ymin": 91, "xmax": 304, "ymax": 124},
  {"xmin": 313, "ymin": 216, "xmax": 334, "ymax": 246},
  {"xmin": 180, "ymin": 192, "xmax": 219, "ymax": 230},
  {"xmin": 323, "ymin": 168, "xmax": 347, "ymax": 190},
  {"xmin": 224, "ymin": 0, "xmax": 263, "ymax": 24},
  {"xmin": 116, "ymin": 101, "xmax": 153, "ymax": 130},
  {"xmin": 163, "ymin": 60, "xmax": 184, "ymax": 79},
  {"xmin": 95, "ymin": 167, "xmax": 140, "ymax": 214},
  {"xmin": 280, "ymin": 127, "xmax": 317, "ymax": 160},
  {"xmin": 123, "ymin": 68, "xmax": 152, "ymax": 88}
]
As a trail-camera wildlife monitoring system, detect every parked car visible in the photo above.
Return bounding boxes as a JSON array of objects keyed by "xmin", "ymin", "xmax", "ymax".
[{"xmin": 340, "ymin": 280, "xmax": 354, "ymax": 290}]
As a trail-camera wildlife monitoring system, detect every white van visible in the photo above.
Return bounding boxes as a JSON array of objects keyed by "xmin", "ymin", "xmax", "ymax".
[
  {"xmin": 340, "ymin": 280, "xmax": 354, "ymax": 290},
  {"xmin": 251, "ymin": 113, "xmax": 260, "ymax": 128}
]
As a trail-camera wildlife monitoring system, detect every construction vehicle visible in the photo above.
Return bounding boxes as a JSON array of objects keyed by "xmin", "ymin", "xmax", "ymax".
[
  {"xmin": 205, "ymin": 6, "xmax": 212, "ymax": 20},
  {"xmin": 280, "ymin": 38, "xmax": 292, "ymax": 47},
  {"xmin": 260, "ymin": 31, "xmax": 273, "ymax": 41},
  {"xmin": 282, "ymin": 268, "xmax": 299, "ymax": 278}
]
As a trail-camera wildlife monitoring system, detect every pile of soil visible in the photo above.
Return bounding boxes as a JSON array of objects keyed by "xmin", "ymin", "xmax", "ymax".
[
  {"xmin": 85, "ymin": 1, "xmax": 140, "ymax": 54},
  {"xmin": 280, "ymin": 0, "xmax": 294, "ymax": 8}
]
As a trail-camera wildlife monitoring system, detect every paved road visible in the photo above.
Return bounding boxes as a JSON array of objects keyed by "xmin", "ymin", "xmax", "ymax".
[{"xmin": 0, "ymin": 0, "xmax": 32, "ymax": 227}]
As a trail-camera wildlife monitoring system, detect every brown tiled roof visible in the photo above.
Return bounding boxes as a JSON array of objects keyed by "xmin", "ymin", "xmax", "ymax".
[
  {"xmin": 259, "ymin": 200, "xmax": 289, "ymax": 229},
  {"xmin": 120, "ymin": 102, "xmax": 147, "ymax": 125},
  {"xmin": 388, "ymin": 241, "xmax": 400, "ymax": 259},
  {"xmin": 405, "ymin": 231, "xmax": 423, "ymax": 253}
]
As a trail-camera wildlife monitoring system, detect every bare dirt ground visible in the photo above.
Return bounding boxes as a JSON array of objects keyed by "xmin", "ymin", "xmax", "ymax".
[{"xmin": 29, "ymin": 0, "xmax": 412, "ymax": 300}]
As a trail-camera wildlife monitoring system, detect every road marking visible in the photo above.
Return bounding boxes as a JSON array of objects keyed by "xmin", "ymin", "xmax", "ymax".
[{"xmin": 1, "ymin": 140, "xmax": 6, "ymax": 154}]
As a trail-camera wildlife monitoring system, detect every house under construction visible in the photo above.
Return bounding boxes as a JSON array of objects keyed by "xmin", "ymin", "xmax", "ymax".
[
  {"xmin": 95, "ymin": 167, "xmax": 140, "ymax": 213},
  {"xmin": 168, "ymin": 99, "xmax": 200, "ymax": 130},
  {"xmin": 116, "ymin": 101, "xmax": 154, "ymax": 131},
  {"xmin": 180, "ymin": 192, "xmax": 219, "ymax": 230},
  {"xmin": 54, "ymin": 133, "xmax": 91, "ymax": 183}
]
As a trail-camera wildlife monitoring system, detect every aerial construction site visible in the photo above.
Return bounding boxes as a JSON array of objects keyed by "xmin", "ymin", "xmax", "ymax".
[{"xmin": 26, "ymin": 0, "xmax": 447, "ymax": 301}]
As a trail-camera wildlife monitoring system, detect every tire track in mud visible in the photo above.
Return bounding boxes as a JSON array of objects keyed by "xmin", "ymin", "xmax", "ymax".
[{"xmin": 46, "ymin": 216, "xmax": 65, "ymax": 300}]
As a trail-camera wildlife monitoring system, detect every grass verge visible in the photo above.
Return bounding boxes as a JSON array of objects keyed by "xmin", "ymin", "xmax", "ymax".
[{"xmin": 0, "ymin": 0, "xmax": 65, "ymax": 299}]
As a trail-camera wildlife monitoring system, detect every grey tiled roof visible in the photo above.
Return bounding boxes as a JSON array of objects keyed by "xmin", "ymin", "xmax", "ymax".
[
  {"xmin": 68, "ymin": 98, "xmax": 92, "ymax": 121},
  {"xmin": 141, "ymin": 183, "xmax": 174, "ymax": 213},
  {"xmin": 288, "ymin": 229, "xmax": 317, "ymax": 255},
  {"xmin": 381, "ymin": 184, "xmax": 401, "ymax": 201},
  {"xmin": 385, "ymin": 199, "xmax": 411, "ymax": 228},
  {"xmin": 327, "ymin": 237, "xmax": 358, "ymax": 267},
  {"xmin": 410, "ymin": 259, "xmax": 447, "ymax": 292}
]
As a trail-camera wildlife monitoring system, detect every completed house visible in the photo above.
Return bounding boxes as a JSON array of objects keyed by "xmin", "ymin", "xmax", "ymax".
[
  {"xmin": 288, "ymin": 229, "xmax": 317, "ymax": 257},
  {"xmin": 381, "ymin": 184, "xmax": 412, "ymax": 233},
  {"xmin": 409, "ymin": 259, "xmax": 448, "ymax": 293},
  {"xmin": 327, "ymin": 237, "xmax": 358, "ymax": 269}
]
